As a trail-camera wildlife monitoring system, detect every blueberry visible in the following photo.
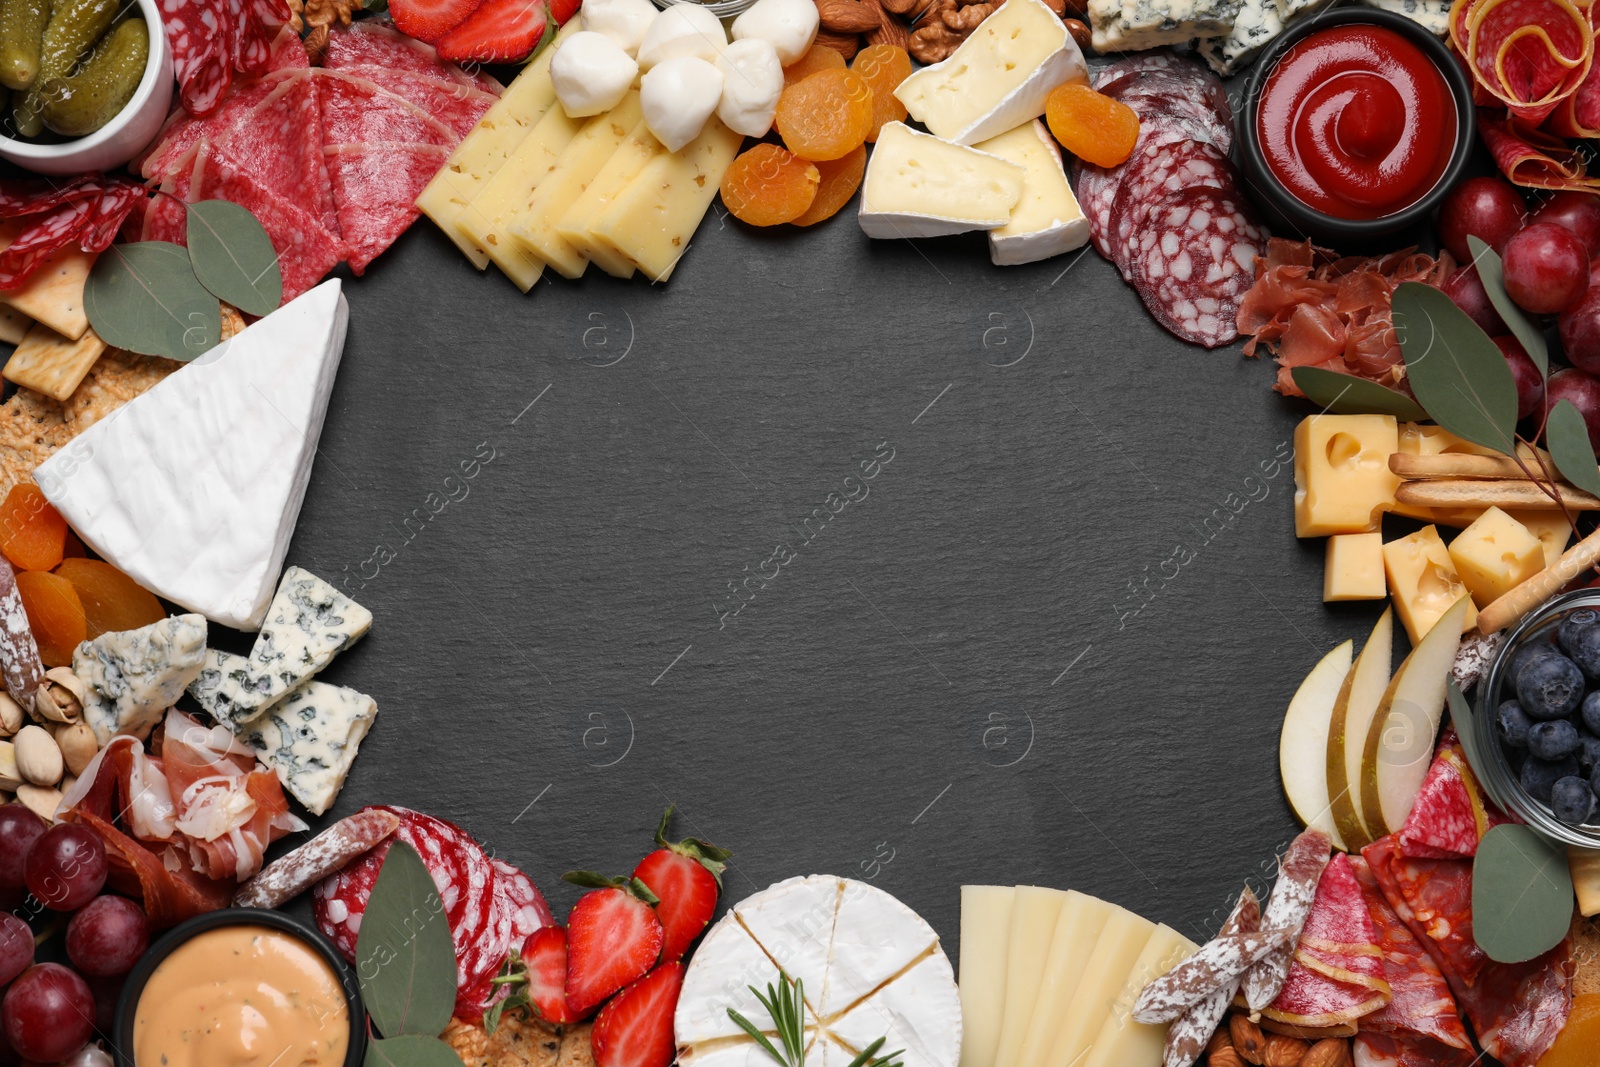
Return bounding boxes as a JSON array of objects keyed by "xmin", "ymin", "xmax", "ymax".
[
  {"xmin": 1516, "ymin": 653, "xmax": 1586, "ymax": 719},
  {"xmin": 1578, "ymin": 734, "xmax": 1600, "ymax": 772},
  {"xmin": 1584, "ymin": 692, "xmax": 1600, "ymax": 735},
  {"xmin": 1553, "ymin": 776, "xmax": 1597, "ymax": 824},
  {"xmin": 1529, "ymin": 719, "xmax": 1582, "ymax": 759},
  {"xmin": 1560, "ymin": 609, "xmax": 1600, "ymax": 656},
  {"xmin": 1522, "ymin": 755, "xmax": 1581, "ymax": 802},
  {"xmin": 1570, "ymin": 625, "xmax": 1600, "ymax": 679},
  {"xmin": 1593, "ymin": 763, "xmax": 1600, "ymax": 800},
  {"xmin": 1511, "ymin": 639, "xmax": 1564, "ymax": 680},
  {"xmin": 1497, "ymin": 700, "xmax": 1534, "ymax": 748}
]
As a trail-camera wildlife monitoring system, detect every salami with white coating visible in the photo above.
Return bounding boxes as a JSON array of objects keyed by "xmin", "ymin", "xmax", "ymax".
[
  {"xmin": 1242, "ymin": 828, "xmax": 1332, "ymax": 1012},
  {"xmin": 235, "ymin": 808, "xmax": 401, "ymax": 909},
  {"xmin": 1134, "ymin": 928, "xmax": 1285, "ymax": 1023},
  {"xmin": 1161, "ymin": 887, "xmax": 1262, "ymax": 1067},
  {"xmin": 0, "ymin": 557, "xmax": 43, "ymax": 712}
]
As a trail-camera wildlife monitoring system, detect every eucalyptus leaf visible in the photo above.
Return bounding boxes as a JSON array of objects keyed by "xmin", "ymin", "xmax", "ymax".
[
  {"xmin": 364, "ymin": 1035, "xmax": 466, "ymax": 1067},
  {"xmin": 1290, "ymin": 367, "xmax": 1427, "ymax": 420},
  {"xmin": 1394, "ymin": 281, "xmax": 1519, "ymax": 455},
  {"xmin": 1446, "ymin": 681, "xmax": 1488, "ymax": 784},
  {"xmin": 1545, "ymin": 399, "xmax": 1600, "ymax": 497},
  {"xmin": 1468, "ymin": 236, "xmax": 1549, "ymax": 377},
  {"xmin": 1472, "ymin": 823, "xmax": 1574, "ymax": 963},
  {"xmin": 84, "ymin": 242, "xmax": 223, "ymax": 361},
  {"xmin": 185, "ymin": 199, "xmax": 282, "ymax": 316},
  {"xmin": 356, "ymin": 841, "xmax": 458, "ymax": 1039}
]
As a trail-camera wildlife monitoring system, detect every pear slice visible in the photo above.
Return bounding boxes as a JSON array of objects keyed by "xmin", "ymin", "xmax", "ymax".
[
  {"xmin": 1326, "ymin": 609, "xmax": 1394, "ymax": 852},
  {"xmin": 1359, "ymin": 596, "xmax": 1471, "ymax": 837},
  {"xmin": 1280, "ymin": 640, "xmax": 1354, "ymax": 851}
]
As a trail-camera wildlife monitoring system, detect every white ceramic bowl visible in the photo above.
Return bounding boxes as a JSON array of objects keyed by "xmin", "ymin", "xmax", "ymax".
[{"xmin": 0, "ymin": 0, "xmax": 174, "ymax": 175}]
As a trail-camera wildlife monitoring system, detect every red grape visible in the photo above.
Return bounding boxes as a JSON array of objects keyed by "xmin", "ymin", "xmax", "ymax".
[
  {"xmin": 1531, "ymin": 191, "xmax": 1600, "ymax": 255},
  {"xmin": 1442, "ymin": 263, "xmax": 1509, "ymax": 336},
  {"xmin": 0, "ymin": 916, "xmax": 30, "ymax": 988},
  {"xmin": 1, "ymin": 964, "xmax": 92, "ymax": 1063},
  {"xmin": 1495, "ymin": 336, "xmax": 1545, "ymax": 419},
  {"xmin": 0, "ymin": 808, "xmax": 46, "ymax": 892},
  {"xmin": 1561, "ymin": 278, "xmax": 1600, "ymax": 375},
  {"xmin": 1548, "ymin": 368, "xmax": 1600, "ymax": 448},
  {"xmin": 65, "ymin": 896, "xmax": 148, "ymax": 978},
  {"xmin": 83, "ymin": 974, "xmax": 121, "ymax": 1037},
  {"xmin": 23, "ymin": 825, "xmax": 106, "ymax": 913},
  {"xmin": 1436, "ymin": 176, "xmax": 1526, "ymax": 262},
  {"xmin": 1503, "ymin": 222, "xmax": 1590, "ymax": 314}
]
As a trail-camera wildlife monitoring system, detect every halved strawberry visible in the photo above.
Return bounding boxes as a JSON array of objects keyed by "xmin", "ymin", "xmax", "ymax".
[
  {"xmin": 562, "ymin": 873, "xmax": 665, "ymax": 1018},
  {"xmin": 523, "ymin": 926, "xmax": 577, "ymax": 1024},
  {"xmin": 631, "ymin": 807, "xmax": 732, "ymax": 963},
  {"xmin": 549, "ymin": 0, "xmax": 583, "ymax": 25},
  {"xmin": 592, "ymin": 963, "xmax": 686, "ymax": 1067},
  {"xmin": 437, "ymin": 0, "xmax": 550, "ymax": 62},
  {"xmin": 389, "ymin": 0, "xmax": 484, "ymax": 44}
]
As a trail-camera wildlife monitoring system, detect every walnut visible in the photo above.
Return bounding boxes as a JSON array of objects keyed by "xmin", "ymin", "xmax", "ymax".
[
  {"xmin": 303, "ymin": 0, "xmax": 358, "ymax": 29},
  {"xmin": 943, "ymin": 0, "xmax": 996, "ymax": 31},
  {"xmin": 909, "ymin": 19, "xmax": 962, "ymax": 62},
  {"xmin": 304, "ymin": 22, "xmax": 331, "ymax": 63},
  {"xmin": 285, "ymin": 0, "xmax": 305, "ymax": 32}
]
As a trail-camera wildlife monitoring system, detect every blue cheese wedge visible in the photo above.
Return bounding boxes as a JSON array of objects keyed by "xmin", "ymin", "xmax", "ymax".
[
  {"xmin": 76, "ymin": 614, "xmax": 208, "ymax": 744},
  {"xmin": 1272, "ymin": 0, "xmax": 1333, "ymax": 23},
  {"xmin": 973, "ymin": 121, "xmax": 1089, "ymax": 266},
  {"xmin": 1356, "ymin": 0, "xmax": 1451, "ymax": 33},
  {"xmin": 234, "ymin": 567, "xmax": 371, "ymax": 716},
  {"xmin": 1198, "ymin": 0, "xmax": 1282, "ymax": 74},
  {"xmin": 186, "ymin": 648, "xmax": 261, "ymax": 725},
  {"xmin": 859, "ymin": 123, "xmax": 1025, "ymax": 239},
  {"xmin": 237, "ymin": 680, "xmax": 377, "ymax": 816},
  {"xmin": 1091, "ymin": 0, "xmax": 1243, "ymax": 51}
]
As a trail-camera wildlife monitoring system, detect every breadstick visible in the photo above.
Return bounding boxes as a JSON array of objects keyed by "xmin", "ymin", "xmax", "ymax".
[
  {"xmin": 1395, "ymin": 479, "xmax": 1600, "ymax": 510},
  {"xmin": 1389, "ymin": 453, "xmax": 1559, "ymax": 480},
  {"xmin": 1479, "ymin": 524, "xmax": 1600, "ymax": 633}
]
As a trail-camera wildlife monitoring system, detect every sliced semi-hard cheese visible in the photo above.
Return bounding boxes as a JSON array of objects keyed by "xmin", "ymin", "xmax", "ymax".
[
  {"xmin": 1079, "ymin": 924, "xmax": 1198, "ymax": 1067},
  {"xmin": 993, "ymin": 887, "xmax": 1069, "ymax": 1067},
  {"xmin": 1015, "ymin": 891, "xmax": 1117, "ymax": 1067},
  {"xmin": 76, "ymin": 614, "xmax": 208, "ymax": 744},
  {"xmin": 36, "ymin": 282, "xmax": 348, "ymax": 631},
  {"xmin": 823, "ymin": 877, "xmax": 940, "ymax": 1015},
  {"xmin": 895, "ymin": 0, "xmax": 1085, "ymax": 145},
  {"xmin": 555, "ymin": 120, "xmax": 661, "ymax": 278},
  {"xmin": 1042, "ymin": 906, "xmax": 1154, "ymax": 1067},
  {"xmin": 830, "ymin": 953, "xmax": 963, "ymax": 1067},
  {"xmin": 510, "ymin": 93, "xmax": 645, "ymax": 279},
  {"xmin": 859, "ymin": 123, "xmax": 1024, "ymax": 240},
  {"xmin": 1197, "ymin": 0, "xmax": 1282, "ymax": 75},
  {"xmin": 959, "ymin": 886, "xmax": 1016, "ymax": 1067},
  {"xmin": 590, "ymin": 117, "xmax": 742, "ymax": 282},
  {"xmin": 237, "ymin": 680, "xmax": 377, "ymax": 816},
  {"xmin": 415, "ymin": 21, "xmax": 576, "ymax": 269},
  {"xmin": 975, "ymin": 121, "xmax": 1088, "ymax": 266}
]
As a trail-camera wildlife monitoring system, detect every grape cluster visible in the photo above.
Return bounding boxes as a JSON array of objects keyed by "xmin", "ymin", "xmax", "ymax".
[{"xmin": 0, "ymin": 806, "xmax": 149, "ymax": 1066}]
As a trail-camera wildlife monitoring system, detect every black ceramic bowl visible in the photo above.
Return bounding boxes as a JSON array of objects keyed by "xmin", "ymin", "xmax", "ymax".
[
  {"xmin": 1237, "ymin": 7, "xmax": 1477, "ymax": 245},
  {"xmin": 112, "ymin": 907, "xmax": 366, "ymax": 1067}
]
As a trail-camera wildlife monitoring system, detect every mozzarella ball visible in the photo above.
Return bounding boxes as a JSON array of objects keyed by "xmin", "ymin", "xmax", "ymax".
[
  {"xmin": 581, "ymin": 0, "xmax": 659, "ymax": 56},
  {"xmin": 641, "ymin": 56, "xmax": 725, "ymax": 151},
  {"xmin": 637, "ymin": 2, "xmax": 726, "ymax": 69},
  {"xmin": 730, "ymin": 0, "xmax": 818, "ymax": 66},
  {"xmin": 551, "ymin": 31, "xmax": 640, "ymax": 117},
  {"xmin": 716, "ymin": 39, "xmax": 783, "ymax": 138}
]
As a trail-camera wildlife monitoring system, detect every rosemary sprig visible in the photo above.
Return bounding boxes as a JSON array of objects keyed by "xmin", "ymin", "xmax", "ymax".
[
  {"xmin": 844, "ymin": 1036, "xmax": 905, "ymax": 1067},
  {"xmin": 727, "ymin": 973, "xmax": 904, "ymax": 1067}
]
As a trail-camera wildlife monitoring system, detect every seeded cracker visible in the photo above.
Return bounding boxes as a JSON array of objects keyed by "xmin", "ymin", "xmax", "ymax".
[
  {"xmin": 443, "ymin": 1014, "xmax": 567, "ymax": 1067},
  {"xmin": 0, "ymin": 388, "xmax": 72, "ymax": 499},
  {"xmin": 61, "ymin": 350, "xmax": 181, "ymax": 430}
]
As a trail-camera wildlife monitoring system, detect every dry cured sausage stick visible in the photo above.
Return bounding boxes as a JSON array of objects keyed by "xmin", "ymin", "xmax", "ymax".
[
  {"xmin": 1242, "ymin": 828, "xmax": 1332, "ymax": 1012},
  {"xmin": 234, "ymin": 808, "xmax": 401, "ymax": 909},
  {"xmin": 1161, "ymin": 887, "xmax": 1262, "ymax": 1067}
]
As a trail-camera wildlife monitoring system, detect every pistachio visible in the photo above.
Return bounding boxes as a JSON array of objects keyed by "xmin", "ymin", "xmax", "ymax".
[
  {"xmin": 14, "ymin": 724, "xmax": 63, "ymax": 786},
  {"xmin": 59, "ymin": 773, "xmax": 76, "ymax": 795},
  {"xmin": 0, "ymin": 693, "xmax": 21, "ymax": 736},
  {"xmin": 0, "ymin": 740, "xmax": 19, "ymax": 791},
  {"xmin": 55, "ymin": 720, "xmax": 98, "ymax": 777},
  {"xmin": 34, "ymin": 668, "xmax": 86, "ymax": 724},
  {"xmin": 14, "ymin": 782, "xmax": 61, "ymax": 823}
]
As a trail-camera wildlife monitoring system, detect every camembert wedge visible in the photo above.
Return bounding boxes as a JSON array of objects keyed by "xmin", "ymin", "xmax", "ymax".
[
  {"xmin": 859, "ymin": 123, "xmax": 1025, "ymax": 240},
  {"xmin": 974, "ymin": 121, "xmax": 1089, "ymax": 266}
]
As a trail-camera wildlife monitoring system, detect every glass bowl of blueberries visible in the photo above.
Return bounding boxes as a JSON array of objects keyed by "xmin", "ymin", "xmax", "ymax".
[{"xmin": 1479, "ymin": 590, "xmax": 1600, "ymax": 846}]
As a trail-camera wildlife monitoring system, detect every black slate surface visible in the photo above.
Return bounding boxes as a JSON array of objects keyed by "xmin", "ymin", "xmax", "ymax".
[{"xmin": 281, "ymin": 203, "xmax": 1379, "ymax": 956}]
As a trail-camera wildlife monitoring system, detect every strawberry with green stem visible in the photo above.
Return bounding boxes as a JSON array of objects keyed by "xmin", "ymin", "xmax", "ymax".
[
  {"xmin": 631, "ymin": 806, "xmax": 733, "ymax": 963},
  {"xmin": 561, "ymin": 872, "xmax": 664, "ymax": 1018}
]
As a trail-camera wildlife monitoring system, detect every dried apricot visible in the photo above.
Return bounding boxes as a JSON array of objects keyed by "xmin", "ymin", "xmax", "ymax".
[
  {"xmin": 775, "ymin": 68, "xmax": 875, "ymax": 161},
  {"xmin": 0, "ymin": 483, "xmax": 67, "ymax": 573},
  {"xmin": 62, "ymin": 529, "xmax": 86, "ymax": 558},
  {"xmin": 722, "ymin": 144, "xmax": 821, "ymax": 226},
  {"xmin": 16, "ymin": 570, "xmax": 85, "ymax": 667},
  {"xmin": 850, "ymin": 44, "xmax": 911, "ymax": 142},
  {"xmin": 55, "ymin": 558, "xmax": 164, "ymax": 639},
  {"xmin": 793, "ymin": 145, "xmax": 867, "ymax": 226},
  {"xmin": 1045, "ymin": 82, "xmax": 1140, "ymax": 168},
  {"xmin": 782, "ymin": 43, "xmax": 845, "ymax": 87},
  {"xmin": 1538, "ymin": 993, "xmax": 1600, "ymax": 1067}
]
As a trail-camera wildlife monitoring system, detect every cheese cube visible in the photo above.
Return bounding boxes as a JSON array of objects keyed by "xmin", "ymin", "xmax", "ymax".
[
  {"xmin": 1447, "ymin": 508, "xmax": 1545, "ymax": 607},
  {"xmin": 1430, "ymin": 507, "xmax": 1485, "ymax": 528},
  {"xmin": 1505, "ymin": 510, "xmax": 1572, "ymax": 568},
  {"xmin": 1293, "ymin": 414, "xmax": 1400, "ymax": 537},
  {"xmin": 859, "ymin": 123, "xmax": 1025, "ymax": 239},
  {"xmin": 589, "ymin": 117, "xmax": 743, "ymax": 282},
  {"xmin": 510, "ymin": 93, "xmax": 645, "ymax": 279},
  {"xmin": 1324, "ymin": 533, "xmax": 1385, "ymax": 602},
  {"xmin": 974, "ymin": 121, "xmax": 1089, "ymax": 266},
  {"xmin": 555, "ymin": 119, "xmax": 661, "ymax": 278},
  {"xmin": 1383, "ymin": 526, "xmax": 1477, "ymax": 644},
  {"xmin": 894, "ymin": 0, "xmax": 1087, "ymax": 145}
]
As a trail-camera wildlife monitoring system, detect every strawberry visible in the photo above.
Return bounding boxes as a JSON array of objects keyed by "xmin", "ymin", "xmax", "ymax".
[
  {"xmin": 437, "ymin": 0, "xmax": 550, "ymax": 63},
  {"xmin": 548, "ymin": 0, "xmax": 583, "ymax": 25},
  {"xmin": 523, "ymin": 926, "xmax": 577, "ymax": 1024},
  {"xmin": 389, "ymin": 0, "xmax": 484, "ymax": 44},
  {"xmin": 592, "ymin": 963, "xmax": 686, "ymax": 1067},
  {"xmin": 631, "ymin": 807, "xmax": 732, "ymax": 963},
  {"xmin": 562, "ymin": 873, "xmax": 665, "ymax": 1018}
]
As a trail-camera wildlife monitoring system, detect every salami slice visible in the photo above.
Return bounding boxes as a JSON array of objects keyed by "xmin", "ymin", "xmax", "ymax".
[
  {"xmin": 1093, "ymin": 52, "xmax": 1198, "ymax": 90},
  {"xmin": 1106, "ymin": 86, "xmax": 1234, "ymax": 154},
  {"xmin": 322, "ymin": 19, "xmax": 503, "ymax": 94},
  {"xmin": 0, "ymin": 558, "xmax": 42, "ymax": 712},
  {"xmin": 1479, "ymin": 111, "xmax": 1599, "ymax": 190},
  {"xmin": 1352, "ymin": 1033, "xmax": 1478, "ymax": 1067},
  {"xmin": 1546, "ymin": 52, "xmax": 1600, "ymax": 138},
  {"xmin": 1162, "ymin": 887, "xmax": 1260, "ymax": 1067},
  {"xmin": 139, "ymin": 69, "xmax": 300, "ymax": 182},
  {"xmin": 0, "ymin": 198, "xmax": 95, "ymax": 289},
  {"xmin": 1360, "ymin": 836, "xmax": 1488, "ymax": 989},
  {"xmin": 1242, "ymin": 828, "xmax": 1332, "ymax": 1012},
  {"xmin": 1452, "ymin": 943, "xmax": 1573, "ymax": 1067},
  {"xmin": 1110, "ymin": 140, "xmax": 1234, "ymax": 279},
  {"xmin": 1396, "ymin": 729, "xmax": 1508, "ymax": 859},
  {"xmin": 211, "ymin": 72, "xmax": 341, "ymax": 237},
  {"xmin": 325, "ymin": 67, "xmax": 497, "ymax": 139},
  {"xmin": 323, "ymin": 141, "xmax": 451, "ymax": 273},
  {"xmin": 1261, "ymin": 855, "xmax": 1390, "ymax": 1029},
  {"xmin": 1099, "ymin": 68, "xmax": 1233, "ymax": 130},
  {"xmin": 1452, "ymin": 0, "xmax": 1592, "ymax": 124},
  {"xmin": 237, "ymin": 809, "xmax": 402, "ymax": 909},
  {"xmin": 1128, "ymin": 187, "xmax": 1268, "ymax": 349},
  {"xmin": 315, "ymin": 69, "xmax": 456, "ymax": 148},
  {"xmin": 163, "ymin": 0, "xmax": 236, "ymax": 117}
]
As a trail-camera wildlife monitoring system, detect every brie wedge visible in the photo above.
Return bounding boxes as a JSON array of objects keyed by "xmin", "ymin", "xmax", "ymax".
[
  {"xmin": 974, "ymin": 121, "xmax": 1089, "ymax": 266},
  {"xmin": 35, "ymin": 282, "xmax": 349, "ymax": 631},
  {"xmin": 859, "ymin": 123, "xmax": 1024, "ymax": 240}
]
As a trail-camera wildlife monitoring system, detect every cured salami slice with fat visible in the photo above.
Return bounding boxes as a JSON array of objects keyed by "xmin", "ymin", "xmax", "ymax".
[
  {"xmin": 1450, "ymin": 0, "xmax": 1594, "ymax": 124},
  {"xmin": 1128, "ymin": 187, "xmax": 1269, "ymax": 350},
  {"xmin": 1111, "ymin": 139, "xmax": 1235, "ymax": 280},
  {"xmin": 322, "ymin": 67, "xmax": 497, "ymax": 139},
  {"xmin": 323, "ymin": 141, "xmax": 451, "ymax": 274},
  {"xmin": 315, "ymin": 69, "xmax": 457, "ymax": 148},
  {"xmin": 1479, "ymin": 112, "xmax": 1600, "ymax": 191},
  {"xmin": 1260, "ymin": 854, "xmax": 1390, "ymax": 1029},
  {"xmin": 1360, "ymin": 836, "xmax": 1488, "ymax": 988},
  {"xmin": 1396, "ymin": 729, "xmax": 1507, "ymax": 859},
  {"xmin": 322, "ymin": 18, "xmax": 503, "ymax": 95},
  {"xmin": 1242, "ymin": 828, "xmax": 1331, "ymax": 1012}
]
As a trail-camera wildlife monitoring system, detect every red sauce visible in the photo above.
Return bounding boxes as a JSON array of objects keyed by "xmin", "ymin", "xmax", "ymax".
[{"xmin": 1257, "ymin": 24, "xmax": 1456, "ymax": 220}]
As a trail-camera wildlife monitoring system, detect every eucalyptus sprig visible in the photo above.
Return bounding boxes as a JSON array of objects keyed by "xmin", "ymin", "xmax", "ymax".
[{"xmin": 727, "ymin": 973, "xmax": 903, "ymax": 1067}]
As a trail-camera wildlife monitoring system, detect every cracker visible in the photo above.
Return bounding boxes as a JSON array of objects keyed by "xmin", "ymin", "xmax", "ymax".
[
  {"xmin": 0, "ymin": 223, "xmax": 94, "ymax": 341},
  {"xmin": 0, "ymin": 306, "xmax": 30, "ymax": 345},
  {"xmin": 1571, "ymin": 912, "xmax": 1600, "ymax": 997},
  {"xmin": 443, "ymin": 1013, "xmax": 563, "ymax": 1067},
  {"xmin": 0, "ymin": 387, "xmax": 71, "ymax": 499},
  {"xmin": 62, "ymin": 349, "xmax": 179, "ymax": 430},
  {"xmin": 3, "ymin": 322, "xmax": 106, "ymax": 401}
]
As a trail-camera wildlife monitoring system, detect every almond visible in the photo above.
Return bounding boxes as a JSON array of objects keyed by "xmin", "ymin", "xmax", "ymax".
[
  {"xmin": 1262, "ymin": 1035, "xmax": 1310, "ymax": 1067},
  {"xmin": 1207, "ymin": 1027, "xmax": 1234, "ymax": 1056},
  {"xmin": 1299, "ymin": 1040, "xmax": 1351, "ymax": 1067},
  {"xmin": 1230, "ymin": 1017, "xmax": 1267, "ymax": 1066},
  {"xmin": 1209, "ymin": 1049, "xmax": 1246, "ymax": 1067},
  {"xmin": 817, "ymin": 0, "xmax": 882, "ymax": 32}
]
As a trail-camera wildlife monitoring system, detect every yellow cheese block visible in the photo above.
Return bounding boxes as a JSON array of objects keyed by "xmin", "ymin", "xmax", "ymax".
[
  {"xmin": 1447, "ymin": 507, "xmax": 1545, "ymax": 607},
  {"xmin": 414, "ymin": 22, "xmax": 575, "ymax": 270},
  {"xmin": 993, "ymin": 887, "xmax": 1069, "ymax": 1067},
  {"xmin": 1042, "ymin": 906, "xmax": 1154, "ymax": 1067},
  {"xmin": 1325, "ymin": 532, "xmax": 1386, "ymax": 602},
  {"xmin": 1383, "ymin": 526, "xmax": 1478, "ymax": 644},
  {"xmin": 1014, "ymin": 891, "xmax": 1117, "ymax": 1067},
  {"xmin": 555, "ymin": 120, "xmax": 662, "ymax": 279},
  {"xmin": 959, "ymin": 886, "xmax": 1017, "ymax": 1067},
  {"xmin": 2, "ymin": 322, "xmax": 105, "ymax": 400},
  {"xmin": 509, "ymin": 93, "xmax": 645, "ymax": 279},
  {"xmin": 1079, "ymin": 924, "xmax": 1198, "ymax": 1067},
  {"xmin": 589, "ymin": 117, "xmax": 742, "ymax": 283},
  {"xmin": 1506, "ymin": 510, "xmax": 1573, "ymax": 568},
  {"xmin": 1571, "ymin": 847, "xmax": 1600, "ymax": 918},
  {"xmin": 1294, "ymin": 414, "xmax": 1399, "ymax": 537}
]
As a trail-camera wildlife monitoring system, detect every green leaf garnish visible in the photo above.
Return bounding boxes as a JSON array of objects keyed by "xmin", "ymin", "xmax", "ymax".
[
  {"xmin": 185, "ymin": 199, "xmax": 282, "ymax": 317},
  {"xmin": 1544, "ymin": 399, "xmax": 1600, "ymax": 497},
  {"xmin": 1467, "ymin": 236, "xmax": 1549, "ymax": 378},
  {"xmin": 730, "ymin": 975, "xmax": 807, "ymax": 1067},
  {"xmin": 1472, "ymin": 823, "xmax": 1574, "ymax": 963},
  {"xmin": 357, "ymin": 840, "xmax": 459, "ymax": 1040},
  {"xmin": 1394, "ymin": 281, "xmax": 1519, "ymax": 455},
  {"xmin": 364, "ymin": 1035, "xmax": 466, "ymax": 1067},
  {"xmin": 844, "ymin": 1037, "xmax": 905, "ymax": 1067},
  {"xmin": 84, "ymin": 241, "xmax": 223, "ymax": 361},
  {"xmin": 1289, "ymin": 366, "xmax": 1427, "ymax": 420},
  {"xmin": 483, "ymin": 950, "xmax": 530, "ymax": 1035}
]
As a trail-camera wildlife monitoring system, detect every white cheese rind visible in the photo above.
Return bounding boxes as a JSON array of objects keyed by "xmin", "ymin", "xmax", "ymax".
[
  {"xmin": 1197, "ymin": 0, "xmax": 1282, "ymax": 74},
  {"xmin": 676, "ymin": 912, "xmax": 788, "ymax": 1045},
  {"xmin": 1355, "ymin": 0, "xmax": 1451, "ymax": 33},
  {"xmin": 36, "ymin": 282, "xmax": 349, "ymax": 631},
  {"xmin": 830, "ymin": 952, "xmax": 963, "ymax": 1067},
  {"xmin": 76, "ymin": 614, "xmax": 208, "ymax": 744},
  {"xmin": 859, "ymin": 123, "xmax": 1025, "ymax": 240},
  {"xmin": 822, "ymin": 879, "xmax": 940, "ymax": 1017},
  {"xmin": 975, "ymin": 121, "xmax": 1089, "ymax": 266},
  {"xmin": 237, "ymin": 680, "xmax": 376, "ymax": 816},
  {"xmin": 894, "ymin": 0, "xmax": 1086, "ymax": 145},
  {"xmin": 733, "ymin": 874, "xmax": 840, "ymax": 1010},
  {"xmin": 232, "ymin": 567, "xmax": 372, "ymax": 720}
]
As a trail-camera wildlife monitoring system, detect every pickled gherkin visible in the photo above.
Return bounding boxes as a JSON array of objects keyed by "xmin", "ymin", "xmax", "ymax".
[
  {"xmin": 12, "ymin": 0, "xmax": 117, "ymax": 137},
  {"xmin": 40, "ymin": 14, "xmax": 143, "ymax": 136},
  {"xmin": 0, "ymin": 0, "xmax": 50, "ymax": 92}
]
